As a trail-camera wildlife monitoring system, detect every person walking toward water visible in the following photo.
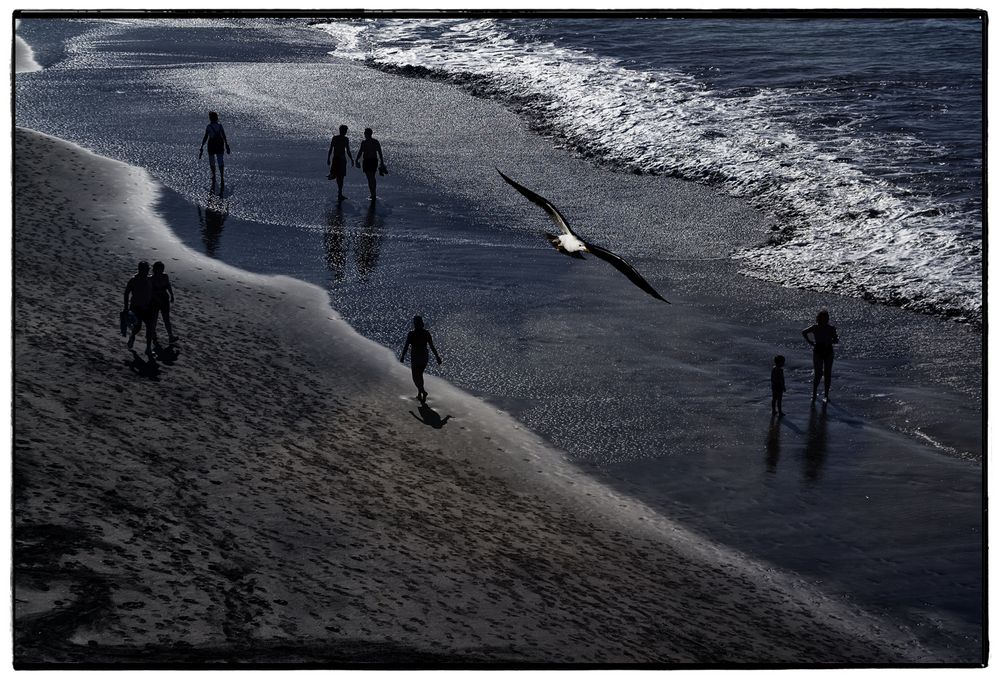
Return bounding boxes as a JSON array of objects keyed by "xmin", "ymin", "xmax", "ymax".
[
  {"xmin": 400, "ymin": 316, "xmax": 442, "ymax": 404},
  {"xmin": 771, "ymin": 355, "xmax": 786, "ymax": 415},
  {"xmin": 355, "ymin": 128, "xmax": 386, "ymax": 201},
  {"xmin": 123, "ymin": 261, "xmax": 155, "ymax": 354},
  {"xmin": 198, "ymin": 111, "xmax": 231, "ymax": 188},
  {"xmin": 327, "ymin": 124, "xmax": 354, "ymax": 201},
  {"xmin": 802, "ymin": 309, "xmax": 839, "ymax": 402},
  {"xmin": 151, "ymin": 261, "xmax": 177, "ymax": 345}
]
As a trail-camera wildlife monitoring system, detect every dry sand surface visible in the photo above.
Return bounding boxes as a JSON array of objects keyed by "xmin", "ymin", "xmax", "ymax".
[{"xmin": 13, "ymin": 127, "xmax": 938, "ymax": 666}]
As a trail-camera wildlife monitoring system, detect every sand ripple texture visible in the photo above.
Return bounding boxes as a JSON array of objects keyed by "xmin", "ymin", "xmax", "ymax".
[{"xmin": 11, "ymin": 128, "xmax": 938, "ymax": 665}]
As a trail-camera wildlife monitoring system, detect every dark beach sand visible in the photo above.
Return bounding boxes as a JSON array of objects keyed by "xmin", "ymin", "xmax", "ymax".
[{"xmin": 12, "ymin": 127, "xmax": 951, "ymax": 666}]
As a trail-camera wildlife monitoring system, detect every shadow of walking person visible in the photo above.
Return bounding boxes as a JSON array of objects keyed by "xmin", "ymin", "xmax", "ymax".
[
  {"xmin": 410, "ymin": 403, "xmax": 452, "ymax": 429},
  {"xmin": 152, "ymin": 343, "xmax": 181, "ymax": 365},
  {"xmin": 127, "ymin": 350, "xmax": 160, "ymax": 380},
  {"xmin": 802, "ymin": 401, "xmax": 829, "ymax": 483}
]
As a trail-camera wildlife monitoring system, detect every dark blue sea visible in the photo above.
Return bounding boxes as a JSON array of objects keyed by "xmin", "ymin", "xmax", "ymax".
[{"xmin": 317, "ymin": 16, "xmax": 983, "ymax": 322}]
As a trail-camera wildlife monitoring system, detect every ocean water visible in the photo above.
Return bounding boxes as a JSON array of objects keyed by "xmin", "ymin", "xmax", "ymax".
[
  {"xmin": 14, "ymin": 15, "xmax": 983, "ymax": 658},
  {"xmin": 316, "ymin": 17, "xmax": 983, "ymax": 323}
]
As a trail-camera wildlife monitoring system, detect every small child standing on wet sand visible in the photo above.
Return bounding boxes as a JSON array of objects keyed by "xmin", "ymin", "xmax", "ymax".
[{"xmin": 771, "ymin": 355, "xmax": 786, "ymax": 416}]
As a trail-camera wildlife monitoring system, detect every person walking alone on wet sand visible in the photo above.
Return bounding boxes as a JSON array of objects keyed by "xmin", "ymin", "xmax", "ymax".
[
  {"xmin": 802, "ymin": 309, "xmax": 839, "ymax": 403},
  {"xmin": 327, "ymin": 124, "xmax": 354, "ymax": 201},
  {"xmin": 355, "ymin": 127, "xmax": 386, "ymax": 201},
  {"xmin": 123, "ymin": 261, "xmax": 156, "ymax": 354},
  {"xmin": 198, "ymin": 111, "xmax": 231, "ymax": 188},
  {"xmin": 400, "ymin": 316, "xmax": 442, "ymax": 404},
  {"xmin": 151, "ymin": 261, "xmax": 177, "ymax": 345}
]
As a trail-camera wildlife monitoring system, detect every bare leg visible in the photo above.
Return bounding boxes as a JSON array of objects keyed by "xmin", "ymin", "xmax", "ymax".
[
  {"xmin": 161, "ymin": 307, "xmax": 175, "ymax": 342},
  {"xmin": 366, "ymin": 171, "xmax": 377, "ymax": 199},
  {"xmin": 412, "ymin": 365, "xmax": 427, "ymax": 402},
  {"xmin": 144, "ymin": 315, "xmax": 155, "ymax": 353}
]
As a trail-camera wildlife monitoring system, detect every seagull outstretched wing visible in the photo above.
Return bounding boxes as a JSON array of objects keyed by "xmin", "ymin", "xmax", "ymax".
[
  {"xmin": 585, "ymin": 244, "xmax": 670, "ymax": 303},
  {"xmin": 497, "ymin": 168, "xmax": 575, "ymax": 236},
  {"xmin": 498, "ymin": 167, "xmax": 670, "ymax": 303}
]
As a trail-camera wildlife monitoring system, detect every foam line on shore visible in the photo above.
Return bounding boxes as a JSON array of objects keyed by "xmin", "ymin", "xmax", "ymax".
[
  {"xmin": 14, "ymin": 20, "xmax": 43, "ymax": 73},
  {"xmin": 14, "ymin": 126, "xmax": 940, "ymax": 663}
]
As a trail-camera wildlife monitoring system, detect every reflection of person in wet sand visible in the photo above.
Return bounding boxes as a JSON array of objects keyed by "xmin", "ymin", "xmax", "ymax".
[
  {"xmin": 327, "ymin": 124, "xmax": 354, "ymax": 201},
  {"xmin": 802, "ymin": 309, "xmax": 839, "ymax": 402},
  {"xmin": 355, "ymin": 201, "xmax": 382, "ymax": 277},
  {"xmin": 400, "ymin": 316, "xmax": 442, "ymax": 404},
  {"xmin": 803, "ymin": 401, "xmax": 829, "ymax": 481},
  {"xmin": 324, "ymin": 204, "xmax": 347, "ymax": 281},
  {"xmin": 198, "ymin": 197, "xmax": 229, "ymax": 257},
  {"xmin": 355, "ymin": 128, "xmax": 385, "ymax": 201},
  {"xmin": 765, "ymin": 417, "xmax": 781, "ymax": 473},
  {"xmin": 771, "ymin": 354, "xmax": 786, "ymax": 416},
  {"xmin": 123, "ymin": 261, "xmax": 155, "ymax": 354},
  {"xmin": 198, "ymin": 111, "xmax": 231, "ymax": 189}
]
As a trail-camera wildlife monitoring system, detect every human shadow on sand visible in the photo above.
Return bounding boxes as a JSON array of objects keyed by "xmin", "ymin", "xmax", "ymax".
[
  {"xmin": 126, "ymin": 351, "xmax": 160, "ymax": 380},
  {"xmin": 152, "ymin": 343, "xmax": 181, "ymax": 365},
  {"xmin": 410, "ymin": 404, "xmax": 451, "ymax": 429}
]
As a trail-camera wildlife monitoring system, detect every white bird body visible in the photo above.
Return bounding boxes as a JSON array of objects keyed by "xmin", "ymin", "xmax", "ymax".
[{"xmin": 557, "ymin": 232, "xmax": 588, "ymax": 254}]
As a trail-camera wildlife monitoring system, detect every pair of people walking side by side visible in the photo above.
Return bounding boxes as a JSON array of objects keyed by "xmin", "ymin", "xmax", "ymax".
[
  {"xmin": 123, "ymin": 261, "xmax": 176, "ymax": 354},
  {"xmin": 400, "ymin": 316, "xmax": 442, "ymax": 404},
  {"xmin": 326, "ymin": 125, "xmax": 388, "ymax": 202}
]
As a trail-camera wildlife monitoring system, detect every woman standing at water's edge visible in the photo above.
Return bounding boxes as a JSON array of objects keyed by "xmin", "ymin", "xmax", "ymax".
[{"xmin": 802, "ymin": 309, "xmax": 839, "ymax": 402}]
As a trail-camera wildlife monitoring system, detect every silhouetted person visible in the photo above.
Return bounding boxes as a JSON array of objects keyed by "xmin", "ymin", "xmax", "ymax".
[
  {"xmin": 327, "ymin": 124, "xmax": 354, "ymax": 201},
  {"xmin": 151, "ymin": 261, "xmax": 177, "ymax": 344},
  {"xmin": 123, "ymin": 261, "xmax": 155, "ymax": 354},
  {"xmin": 771, "ymin": 354, "xmax": 786, "ymax": 416},
  {"xmin": 802, "ymin": 309, "xmax": 839, "ymax": 402},
  {"xmin": 198, "ymin": 111, "xmax": 231, "ymax": 189},
  {"xmin": 400, "ymin": 316, "xmax": 442, "ymax": 404},
  {"xmin": 355, "ymin": 127, "xmax": 385, "ymax": 201}
]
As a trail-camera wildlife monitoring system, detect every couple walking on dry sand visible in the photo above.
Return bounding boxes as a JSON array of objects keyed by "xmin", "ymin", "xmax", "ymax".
[
  {"xmin": 770, "ymin": 308, "xmax": 840, "ymax": 416},
  {"xmin": 327, "ymin": 124, "xmax": 387, "ymax": 202},
  {"xmin": 122, "ymin": 261, "xmax": 177, "ymax": 355}
]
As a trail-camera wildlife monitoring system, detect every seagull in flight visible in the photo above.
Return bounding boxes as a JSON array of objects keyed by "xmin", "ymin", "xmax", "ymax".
[{"xmin": 497, "ymin": 169, "xmax": 669, "ymax": 303}]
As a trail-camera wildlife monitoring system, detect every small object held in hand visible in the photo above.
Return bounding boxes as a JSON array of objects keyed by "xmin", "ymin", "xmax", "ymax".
[
  {"xmin": 378, "ymin": 162, "xmax": 388, "ymax": 176},
  {"xmin": 120, "ymin": 310, "xmax": 139, "ymax": 336}
]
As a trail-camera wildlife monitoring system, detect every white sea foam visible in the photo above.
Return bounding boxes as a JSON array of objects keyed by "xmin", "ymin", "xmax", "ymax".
[{"xmin": 315, "ymin": 19, "xmax": 982, "ymax": 323}]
